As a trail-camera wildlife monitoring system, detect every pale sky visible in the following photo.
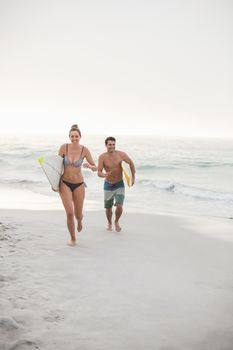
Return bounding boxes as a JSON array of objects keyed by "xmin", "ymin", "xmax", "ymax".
[{"xmin": 0, "ymin": 0, "xmax": 233, "ymax": 137}]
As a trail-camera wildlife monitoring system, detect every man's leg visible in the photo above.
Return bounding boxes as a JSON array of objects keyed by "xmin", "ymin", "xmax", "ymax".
[
  {"xmin": 114, "ymin": 204, "xmax": 123, "ymax": 232},
  {"xmin": 104, "ymin": 195, "xmax": 114, "ymax": 231},
  {"xmin": 114, "ymin": 188, "xmax": 125, "ymax": 232},
  {"xmin": 105, "ymin": 207, "xmax": 113, "ymax": 231}
]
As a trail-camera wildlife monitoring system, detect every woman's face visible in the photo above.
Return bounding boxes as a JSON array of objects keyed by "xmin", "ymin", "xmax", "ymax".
[{"xmin": 69, "ymin": 130, "xmax": 81, "ymax": 143}]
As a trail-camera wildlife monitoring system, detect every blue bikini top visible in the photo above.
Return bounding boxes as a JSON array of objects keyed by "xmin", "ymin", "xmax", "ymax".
[{"xmin": 63, "ymin": 144, "xmax": 84, "ymax": 168}]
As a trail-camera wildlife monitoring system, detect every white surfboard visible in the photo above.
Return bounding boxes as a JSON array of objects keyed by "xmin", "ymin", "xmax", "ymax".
[
  {"xmin": 38, "ymin": 155, "xmax": 64, "ymax": 192},
  {"xmin": 121, "ymin": 161, "xmax": 133, "ymax": 187}
]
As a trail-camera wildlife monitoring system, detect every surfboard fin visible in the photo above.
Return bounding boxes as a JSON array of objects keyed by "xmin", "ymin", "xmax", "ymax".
[{"xmin": 38, "ymin": 156, "xmax": 45, "ymax": 166}]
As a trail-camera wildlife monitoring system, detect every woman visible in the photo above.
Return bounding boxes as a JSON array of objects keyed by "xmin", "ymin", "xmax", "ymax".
[{"xmin": 59, "ymin": 124, "xmax": 96, "ymax": 246}]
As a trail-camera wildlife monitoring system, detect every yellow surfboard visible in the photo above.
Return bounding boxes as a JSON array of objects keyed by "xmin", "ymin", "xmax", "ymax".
[{"xmin": 121, "ymin": 161, "xmax": 133, "ymax": 187}]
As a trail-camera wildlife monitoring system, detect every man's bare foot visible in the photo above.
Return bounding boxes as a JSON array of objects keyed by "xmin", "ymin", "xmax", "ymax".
[
  {"xmin": 107, "ymin": 223, "xmax": 113, "ymax": 231},
  {"xmin": 77, "ymin": 215, "xmax": 83, "ymax": 232},
  {"xmin": 67, "ymin": 240, "xmax": 76, "ymax": 246},
  {"xmin": 114, "ymin": 221, "xmax": 121, "ymax": 232}
]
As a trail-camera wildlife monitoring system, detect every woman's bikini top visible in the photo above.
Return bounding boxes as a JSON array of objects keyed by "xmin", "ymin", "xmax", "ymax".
[{"xmin": 63, "ymin": 144, "xmax": 84, "ymax": 168}]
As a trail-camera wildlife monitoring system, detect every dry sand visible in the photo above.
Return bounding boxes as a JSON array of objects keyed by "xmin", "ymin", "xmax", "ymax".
[{"xmin": 1, "ymin": 209, "xmax": 233, "ymax": 350}]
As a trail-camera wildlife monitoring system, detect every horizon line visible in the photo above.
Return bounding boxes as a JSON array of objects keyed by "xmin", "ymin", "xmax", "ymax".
[{"xmin": 1, "ymin": 132, "xmax": 233, "ymax": 140}]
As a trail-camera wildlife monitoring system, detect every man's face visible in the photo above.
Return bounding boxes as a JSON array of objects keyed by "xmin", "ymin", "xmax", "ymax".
[{"xmin": 106, "ymin": 141, "xmax": 116, "ymax": 153}]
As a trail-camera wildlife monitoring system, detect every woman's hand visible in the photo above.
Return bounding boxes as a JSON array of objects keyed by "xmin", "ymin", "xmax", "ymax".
[
  {"xmin": 83, "ymin": 163, "xmax": 97, "ymax": 171},
  {"xmin": 83, "ymin": 162, "xmax": 89, "ymax": 169}
]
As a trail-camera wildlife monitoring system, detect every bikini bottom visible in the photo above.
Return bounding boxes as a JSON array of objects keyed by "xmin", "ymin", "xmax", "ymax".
[{"xmin": 62, "ymin": 180, "xmax": 85, "ymax": 192}]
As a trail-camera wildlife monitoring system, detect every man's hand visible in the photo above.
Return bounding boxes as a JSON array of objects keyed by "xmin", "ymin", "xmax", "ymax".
[{"xmin": 131, "ymin": 175, "xmax": 135, "ymax": 186}]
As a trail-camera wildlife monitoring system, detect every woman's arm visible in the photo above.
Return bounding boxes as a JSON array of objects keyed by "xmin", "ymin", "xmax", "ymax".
[
  {"xmin": 83, "ymin": 147, "xmax": 97, "ymax": 171},
  {"xmin": 58, "ymin": 144, "xmax": 66, "ymax": 157}
]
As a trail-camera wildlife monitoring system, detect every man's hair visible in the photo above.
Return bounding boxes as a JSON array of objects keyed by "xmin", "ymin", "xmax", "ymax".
[{"xmin": 105, "ymin": 136, "xmax": 116, "ymax": 146}]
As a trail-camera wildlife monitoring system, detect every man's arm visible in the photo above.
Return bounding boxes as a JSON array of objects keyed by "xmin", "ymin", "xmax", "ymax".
[
  {"xmin": 121, "ymin": 152, "xmax": 136, "ymax": 185},
  {"xmin": 97, "ymin": 155, "xmax": 107, "ymax": 178}
]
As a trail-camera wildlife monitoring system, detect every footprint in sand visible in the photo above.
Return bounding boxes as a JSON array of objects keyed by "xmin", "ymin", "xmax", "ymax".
[
  {"xmin": 0, "ymin": 297, "xmax": 12, "ymax": 310},
  {"xmin": 9, "ymin": 339, "xmax": 39, "ymax": 350},
  {"xmin": 0, "ymin": 232, "xmax": 11, "ymax": 241},
  {"xmin": 43, "ymin": 309, "xmax": 64, "ymax": 323},
  {"xmin": 0, "ymin": 223, "xmax": 21, "ymax": 244},
  {"xmin": 10, "ymin": 296, "xmax": 28, "ymax": 310},
  {"xmin": 0, "ymin": 274, "xmax": 16, "ymax": 288},
  {"xmin": 0, "ymin": 316, "xmax": 20, "ymax": 330},
  {"xmin": 0, "ymin": 274, "xmax": 10, "ymax": 282}
]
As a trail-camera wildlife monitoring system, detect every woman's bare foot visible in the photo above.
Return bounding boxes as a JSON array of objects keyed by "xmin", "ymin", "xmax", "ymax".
[
  {"xmin": 114, "ymin": 221, "xmax": 121, "ymax": 232},
  {"xmin": 67, "ymin": 239, "xmax": 76, "ymax": 246},
  {"xmin": 77, "ymin": 215, "xmax": 83, "ymax": 232},
  {"xmin": 77, "ymin": 220, "xmax": 83, "ymax": 232},
  {"xmin": 107, "ymin": 223, "xmax": 113, "ymax": 231}
]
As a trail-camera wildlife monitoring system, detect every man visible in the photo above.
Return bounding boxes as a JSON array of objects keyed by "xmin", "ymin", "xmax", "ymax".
[{"xmin": 98, "ymin": 136, "xmax": 136, "ymax": 232}]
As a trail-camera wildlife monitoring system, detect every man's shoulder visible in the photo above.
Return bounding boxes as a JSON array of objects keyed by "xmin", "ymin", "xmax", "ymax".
[
  {"xmin": 99, "ymin": 152, "xmax": 108, "ymax": 158},
  {"xmin": 116, "ymin": 150, "xmax": 126, "ymax": 157}
]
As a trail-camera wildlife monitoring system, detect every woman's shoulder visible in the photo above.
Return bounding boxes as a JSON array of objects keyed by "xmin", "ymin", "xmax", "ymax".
[
  {"xmin": 58, "ymin": 143, "xmax": 68, "ymax": 156},
  {"xmin": 81, "ymin": 144, "xmax": 87, "ymax": 152},
  {"xmin": 59, "ymin": 143, "xmax": 68, "ymax": 150}
]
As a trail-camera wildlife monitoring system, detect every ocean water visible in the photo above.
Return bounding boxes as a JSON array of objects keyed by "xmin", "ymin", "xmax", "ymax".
[{"xmin": 0, "ymin": 134, "xmax": 233, "ymax": 219}]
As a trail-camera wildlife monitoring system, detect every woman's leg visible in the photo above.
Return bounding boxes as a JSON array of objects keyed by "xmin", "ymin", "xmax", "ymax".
[
  {"xmin": 59, "ymin": 181, "xmax": 76, "ymax": 244},
  {"xmin": 72, "ymin": 184, "xmax": 85, "ymax": 232}
]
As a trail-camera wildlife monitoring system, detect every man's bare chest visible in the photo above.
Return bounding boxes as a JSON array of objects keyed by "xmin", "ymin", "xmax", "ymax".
[{"xmin": 104, "ymin": 155, "xmax": 122, "ymax": 170}]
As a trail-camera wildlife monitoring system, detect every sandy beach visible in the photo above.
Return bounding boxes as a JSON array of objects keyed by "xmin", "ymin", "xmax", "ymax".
[{"xmin": 1, "ymin": 209, "xmax": 233, "ymax": 350}]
